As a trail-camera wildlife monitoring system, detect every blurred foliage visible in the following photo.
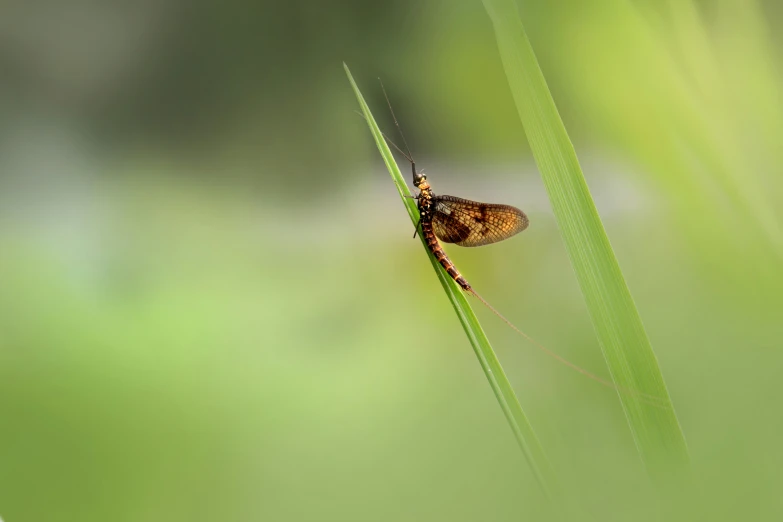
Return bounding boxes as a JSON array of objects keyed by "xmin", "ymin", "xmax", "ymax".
[{"xmin": 0, "ymin": 0, "xmax": 782, "ymax": 521}]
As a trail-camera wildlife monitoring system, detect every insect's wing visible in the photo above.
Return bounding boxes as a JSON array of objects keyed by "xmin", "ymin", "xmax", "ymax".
[{"xmin": 432, "ymin": 195, "xmax": 529, "ymax": 247}]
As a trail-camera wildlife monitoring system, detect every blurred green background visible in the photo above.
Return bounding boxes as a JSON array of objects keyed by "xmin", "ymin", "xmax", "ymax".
[{"xmin": 1, "ymin": 1, "xmax": 782, "ymax": 520}]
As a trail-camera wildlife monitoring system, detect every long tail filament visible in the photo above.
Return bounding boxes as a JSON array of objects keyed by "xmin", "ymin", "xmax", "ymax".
[{"xmin": 466, "ymin": 288, "xmax": 670, "ymax": 409}]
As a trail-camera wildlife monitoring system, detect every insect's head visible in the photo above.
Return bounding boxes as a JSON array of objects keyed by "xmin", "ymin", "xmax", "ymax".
[{"xmin": 412, "ymin": 164, "xmax": 427, "ymax": 188}]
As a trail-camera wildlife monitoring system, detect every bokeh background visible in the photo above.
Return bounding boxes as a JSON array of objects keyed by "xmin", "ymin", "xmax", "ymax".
[{"xmin": 1, "ymin": 1, "xmax": 782, "ymax": 520}]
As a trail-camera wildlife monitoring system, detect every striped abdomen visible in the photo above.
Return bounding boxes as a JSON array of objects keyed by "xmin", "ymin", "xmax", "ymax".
[{"xmin": 421, "ymin": 220, "xmax": 471, "ymax": 291}]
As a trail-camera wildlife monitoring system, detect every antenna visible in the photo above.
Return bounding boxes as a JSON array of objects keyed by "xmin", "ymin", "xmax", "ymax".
[
  {"xmin": 353, "ymin": 110, "xmax": 415, "ymax": 164},
  {"xmin": 379, "ymin": 78, "xmax": 416, "ymax": 174}
]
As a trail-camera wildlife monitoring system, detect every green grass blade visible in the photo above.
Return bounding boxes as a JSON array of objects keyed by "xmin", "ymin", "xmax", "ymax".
[
  {"xmin": 344, "ymin": 63, "xmax": 557, "ymax": 498},
  {"xmin": 481, "ymin": 0, "xmax": 690, "ymax": 479}
]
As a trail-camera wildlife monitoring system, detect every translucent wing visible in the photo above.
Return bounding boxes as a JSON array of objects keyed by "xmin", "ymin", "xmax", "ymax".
[{"xmin": 431, "ymin": 195, "xmax": 529, "ymax": 247}]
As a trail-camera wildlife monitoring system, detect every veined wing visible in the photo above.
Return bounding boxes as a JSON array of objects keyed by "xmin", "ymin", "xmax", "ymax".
[{"xmin": 431, "ymin": 195, "xmax": 529, "ymax": 247}]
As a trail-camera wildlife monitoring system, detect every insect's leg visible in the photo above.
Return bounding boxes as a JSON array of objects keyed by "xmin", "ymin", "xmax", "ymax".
[{"xmin": 412, "ymin": 218, "xmax": 422, "ymax": 239}]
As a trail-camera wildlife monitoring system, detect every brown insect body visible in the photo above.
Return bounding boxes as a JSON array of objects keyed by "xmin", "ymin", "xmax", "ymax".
[
  {"xmin": 413, "ymin": 173, "xmax": 472, "ymax": 291},
  {"xmin": 412, "ymin": 167, "xmax": 528, "ymax": 292}
]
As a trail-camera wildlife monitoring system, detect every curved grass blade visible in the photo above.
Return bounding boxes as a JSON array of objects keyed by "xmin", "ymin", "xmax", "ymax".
[
  {"xmin": 344, "ymin": 63, "xmax": 557, "ymax": 499},
  {"xmin": 481, "ymin": 0, "xmax": 690, "ymax": 480}
]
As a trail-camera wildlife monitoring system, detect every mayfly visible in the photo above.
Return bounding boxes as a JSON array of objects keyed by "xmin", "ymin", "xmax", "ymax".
[{"xmin": 375, "ymin": 83, "xmax": 666, "ymax": 406}]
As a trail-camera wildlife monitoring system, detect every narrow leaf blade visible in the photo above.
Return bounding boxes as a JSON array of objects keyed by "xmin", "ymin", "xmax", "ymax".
[{"xmin": 481, "ymin": 0, "xmax": 690, "ymax": 479}]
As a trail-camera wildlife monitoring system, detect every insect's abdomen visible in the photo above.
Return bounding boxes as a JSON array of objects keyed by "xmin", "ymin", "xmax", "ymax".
[{"xmin": 421, "ymin": 220, "xmax": 471, "ymax": 291}]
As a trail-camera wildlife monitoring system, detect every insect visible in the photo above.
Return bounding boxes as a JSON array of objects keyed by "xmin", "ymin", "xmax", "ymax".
[
  {"xmin": 410, "ymin": 157, "xmax": 528, "ymax": 292},
  {"xmin": 374, "ymin": 84, "xmax": 668, "ymax": 408},
  {"xmin": 378, "ymin": 85, "xmax": 528, "ymax": 293}
]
